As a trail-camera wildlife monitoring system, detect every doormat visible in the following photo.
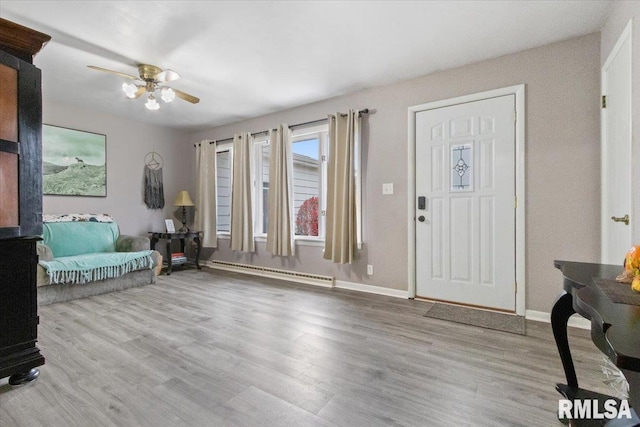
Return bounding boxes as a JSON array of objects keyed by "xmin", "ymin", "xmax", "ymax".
[{"xmin": 424, "ymin": 303, "xmax": 526, "ymax": 335}]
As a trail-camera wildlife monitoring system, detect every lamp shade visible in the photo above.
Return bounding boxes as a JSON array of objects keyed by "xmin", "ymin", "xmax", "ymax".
[
  {"xmin": 145, "ymin": 95, "xmax": 160, "ymax": 111},
  {"xmin": 174, "ymin": 190, "xmax": 194, "ymax": 207},
  {"xmin": 122, "ymin": 82, "xmax": 138, "ymax": 99},
  {"xmin": 161, "ymin": 87, "xmax": 176, "ymax": 103}
]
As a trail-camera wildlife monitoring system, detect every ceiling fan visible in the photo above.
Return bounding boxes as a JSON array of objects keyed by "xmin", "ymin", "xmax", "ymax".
[{"xmin": 87, "ymin": 64, "xmax": 200, "ymax": 110}]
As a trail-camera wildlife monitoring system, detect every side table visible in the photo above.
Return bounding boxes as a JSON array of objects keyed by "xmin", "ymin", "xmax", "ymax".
[
  {"xmin": 149, "ymin": 231, "xmax": 202, "ymax": 275},
  {"xmin": 553, "ymin": 260, "xmax": 640, "ymax": 425}
]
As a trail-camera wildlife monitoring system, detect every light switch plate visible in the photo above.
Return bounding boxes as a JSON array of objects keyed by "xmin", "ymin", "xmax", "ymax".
[{"xmin": 382, "ymin": 183, "xmax": 394, "ymax": 195}]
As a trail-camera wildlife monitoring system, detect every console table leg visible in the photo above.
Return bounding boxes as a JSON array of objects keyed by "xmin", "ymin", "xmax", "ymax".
[
  {"xmin": 194, "ymin": 235, "xmax": 201, "ymax": 269},
  {"xmin": 551, "ymin": 291, "xmax": 579, "ymax": 389},
  {"xmin": 8, "ymin": 368, "xmax": 40, "ymax": 386},
  {"xmin": 165, "ymin": 241, "xmax": 172, "ymax": 275}
]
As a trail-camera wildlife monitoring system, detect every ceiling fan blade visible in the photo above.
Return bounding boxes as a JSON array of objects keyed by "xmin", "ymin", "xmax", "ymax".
[
  {"xmin": 87, "ymin": 65, "xmax": 139, "ymax": 80},
  {"xmin": 172, "ymin": 88, "xmax": 200, "ymax": 104},
  {"xmin": 154, "ymin": 69, "xmax": 180, "ymax": 83}
]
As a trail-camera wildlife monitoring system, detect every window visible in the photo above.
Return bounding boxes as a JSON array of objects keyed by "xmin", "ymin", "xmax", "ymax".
[
  {"xmin": 252, "ymin": 126, "xmax": 328, "ymax": 241},
  {"xmin": 216, "ymin": 120, "xmax": 362, "ymax": 247},
  {"xmin": 253, "ymin": 137, "xmax": 270, "ymax": 235},
  {"xmin": 215, "ymin": 148, "xmax": 232, "ymax": 233},
  {"xmin": 291, "ymin": 133, "xmax": 326, "ymax": 238}
]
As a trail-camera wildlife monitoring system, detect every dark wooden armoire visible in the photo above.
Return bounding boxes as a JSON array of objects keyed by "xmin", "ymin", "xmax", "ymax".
[{"xmin": 0, "ymin": 18, "xmax": 50, "ymax": 385}]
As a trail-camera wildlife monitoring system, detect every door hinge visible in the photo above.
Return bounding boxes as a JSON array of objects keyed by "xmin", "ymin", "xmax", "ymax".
[
  {"xmin": 515, "ymin": 280, "xmax": 518, "ymax": 293},
  {"xmin": 514, "ymin": 111, "xmax": 517, "ymax": 123},
  {"xmin": 514, "ymin": 196, "xmax": 518, "ymax": 208},
  {"xmin": 602, "ymin": 95, "xmax": 607, "ymax": 109},
  {"xmin": 321, "ymin": 210, "xmax": 326, "ymax": 216}
]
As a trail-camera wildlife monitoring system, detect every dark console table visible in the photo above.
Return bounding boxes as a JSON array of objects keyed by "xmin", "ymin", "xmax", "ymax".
[
  {"xmin": 149, "ymin": 231, "xmax": 202, "ymax": 275},
  {"xmin": 553, "ymin": 260, "xmax": 640, "ymax": 425}
]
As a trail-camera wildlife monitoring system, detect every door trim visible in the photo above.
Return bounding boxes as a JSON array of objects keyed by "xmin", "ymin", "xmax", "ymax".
[
  {"xmin": 601, "ymin": 19, "xmax": 633, "ymax": 262},
  {"xmin": 407, "ymin": 84, "xmax": 526, "ymax": 315}
]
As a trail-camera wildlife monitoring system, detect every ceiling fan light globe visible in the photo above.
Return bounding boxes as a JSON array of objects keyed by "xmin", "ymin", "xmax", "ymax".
[
  {"xmin": 161, "ymin": 87, "xmax": 176, "ymax": 103},
  {"xmin": 145, "ymin": 95, "xmax": 160, "ymax": 111},
  {"xmin": 122, "ymin": 82, "xmax": 138, "ymax": 99}
]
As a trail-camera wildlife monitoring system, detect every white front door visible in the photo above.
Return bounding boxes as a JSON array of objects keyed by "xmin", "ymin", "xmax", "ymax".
[
  {"xmin": 601, "ymin": 22, "xmax": 632, "ymax": 265},
  {"xmin": 415, "ymin": 95, "xmax": 516, "ymax": 311}
]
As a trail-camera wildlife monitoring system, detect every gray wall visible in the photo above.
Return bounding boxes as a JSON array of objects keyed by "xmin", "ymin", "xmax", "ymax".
[
  {"xmin": 41, "ymin": 32, "xmax": 602, "ymax": 314},
  {"xmin": 42, "ymin": 100, "xmax": 194, "ymax": 240},
  {"xmin": 190, "ymin": 33, "xmax": 602, "ymax": 313},
  {"xmin": 601, "ymin": 2, "xmax": 640, "ymax": 246}
]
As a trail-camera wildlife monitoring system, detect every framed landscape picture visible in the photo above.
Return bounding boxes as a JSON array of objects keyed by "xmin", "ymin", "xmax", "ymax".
[{"xmin": 42, "ymin": 124, "xmax": 106, "ymax": 196}]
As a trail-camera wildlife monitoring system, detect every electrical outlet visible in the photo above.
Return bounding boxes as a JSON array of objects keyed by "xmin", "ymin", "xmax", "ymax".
[
  {"xmin": 367, "ymin": 264, "xmax": 374, "ymax": 275},
  {"xmin": 382, "ymin": 183, "xmax": 394, "ymax": 195}
]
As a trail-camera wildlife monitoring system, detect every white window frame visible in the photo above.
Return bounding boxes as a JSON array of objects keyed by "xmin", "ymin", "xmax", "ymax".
[
  {"xmin": 290, "ymin": 124, "xmax": 328, "ymax": 243},
  {"xmin": 252, "ymin": 134, "xmax": 270, "ymax": 238},
  {"xmin": 354, "ymin": 121, "xmax": 362, "ymax": 249},
  {"xmin": 297, "ymin": 121, "xmax": 363, "ymax": 249},
  {"xmin": 215, "ymin": 141, "xmax": 233, "ymax": 236}
]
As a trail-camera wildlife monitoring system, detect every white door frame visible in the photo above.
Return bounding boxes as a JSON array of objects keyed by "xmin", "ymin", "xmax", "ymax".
[
  {"xmin": 601, "ymin": 19, "xmax": 633, "ymax": 262},
  {"xmin": 408, "ymin": 85, "xmax": 526, "ymax": 315}
]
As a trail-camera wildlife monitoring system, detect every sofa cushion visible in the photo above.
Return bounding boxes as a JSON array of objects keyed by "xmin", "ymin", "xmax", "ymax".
[
  {"xmin": 43, "ymin": 221, "xmax": 119, "ymax": 257},
  {"xmin": 116, "ymin": 235, "xmax": 151, "ymax": 252}
]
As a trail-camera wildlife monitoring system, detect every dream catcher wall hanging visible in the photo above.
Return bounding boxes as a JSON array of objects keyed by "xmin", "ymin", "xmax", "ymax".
[{"xmin": 144, "ymin": 151, "xmax": 165, "ymax": 209}]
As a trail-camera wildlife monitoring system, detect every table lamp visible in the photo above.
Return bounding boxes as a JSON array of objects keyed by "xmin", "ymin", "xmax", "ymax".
[{"xmin": 174, "ymin": 190, "xmax": 194, "ymax": 232}]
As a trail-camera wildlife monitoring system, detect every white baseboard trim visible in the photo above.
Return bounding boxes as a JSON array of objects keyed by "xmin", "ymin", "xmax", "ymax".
[
  {"xmin": 334, "ymin": 280, "xmax": 409, "ymax": 299},
  {"xmin": 204, "ymin": 261, "xmax": 334, "ymax": 288},
  {"xmin": 204, "ymin": 261, "xmax": 409, "ymax": 298},
  {"xmin": 525, "ymin": 309, "xmax": 590, "ymax": 330}
]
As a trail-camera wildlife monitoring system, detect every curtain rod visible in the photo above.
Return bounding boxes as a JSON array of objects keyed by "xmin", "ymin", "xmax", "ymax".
[{"xmin": 194, "ymin": 108, "xmax": 369, "ymax": 147}]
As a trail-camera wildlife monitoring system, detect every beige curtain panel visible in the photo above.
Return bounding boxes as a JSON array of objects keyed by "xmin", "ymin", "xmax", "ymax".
[
  {"xmin": 194, "ymin": 140, "xmax": 217, "ymax": 247},
  {"xmin": 230, "ymin": 132, "xmax": 255, "ymax": 252},
  {"xmin": 266, "ymin": 124, "xmax": 294, "ymax": 256},
  {"xmin": 324, "ymin": 110, "xmax": 360, "ymax": 264}
]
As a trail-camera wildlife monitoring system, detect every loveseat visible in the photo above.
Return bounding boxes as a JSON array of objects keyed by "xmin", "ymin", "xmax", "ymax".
[{"xmin": 36, "ymin": 214, "xmax": 160, "ymax": 305}]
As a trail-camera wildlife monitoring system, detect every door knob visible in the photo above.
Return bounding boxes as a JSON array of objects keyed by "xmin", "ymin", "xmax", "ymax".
[
  {"xmin": 611, "ymin": 214, "xmax": 629, "ymax": 225},
  {"xmin": 418, "ymin": 215, "xmax": 425, "ymax": 222}
]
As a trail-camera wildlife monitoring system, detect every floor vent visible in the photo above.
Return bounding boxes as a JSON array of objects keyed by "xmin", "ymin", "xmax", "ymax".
[{"xmin": 208, "ymin": 260, "xmax": 334, "ymax": 287}]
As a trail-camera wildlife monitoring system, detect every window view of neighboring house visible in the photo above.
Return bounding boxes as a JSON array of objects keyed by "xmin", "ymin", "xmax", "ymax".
[
  {"xmin": 216, "ymin": 150, "xmax": 232, "ymax": 232},
  {"xmin": 255, "ymin": 139, "xmax": 270, "ymax": 234},
  {"xmin": 214, "ymin": 124, "xmax": 345, "ymax": 243},
  {"xmin": 291, "ymin": 137, "xmax": 321, "ymax": 237},
  {"xmin": 255, "ymin": 135, "xmax": 325, "ymax": 238}
]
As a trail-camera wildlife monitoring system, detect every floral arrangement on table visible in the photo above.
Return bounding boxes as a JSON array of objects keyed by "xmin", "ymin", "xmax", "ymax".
[{"xmin": 617, "ymin": 246, "xmax": 640, "ymax": 291}]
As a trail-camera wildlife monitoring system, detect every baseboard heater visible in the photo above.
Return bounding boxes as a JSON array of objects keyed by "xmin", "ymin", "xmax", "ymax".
[{"xmin": 208, "ymin": 260, "xmax": 334, "ymax": 287}]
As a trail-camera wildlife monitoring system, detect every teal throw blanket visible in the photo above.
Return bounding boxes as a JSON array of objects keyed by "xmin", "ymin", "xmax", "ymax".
[{"xmin": 39, "ymin": 250, "xmax": 153, "ymax": 285}]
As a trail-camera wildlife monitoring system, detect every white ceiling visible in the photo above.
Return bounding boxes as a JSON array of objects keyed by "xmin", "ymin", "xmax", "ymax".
[{"xmin": 1, "ymin": 1, "xmax": 613, "ymax": 132}]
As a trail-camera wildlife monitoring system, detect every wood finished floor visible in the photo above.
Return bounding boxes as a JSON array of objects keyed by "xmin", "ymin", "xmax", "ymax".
[{"xmin": 0, "ymin": 268, "xmax": 613, "ymax": 427}]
